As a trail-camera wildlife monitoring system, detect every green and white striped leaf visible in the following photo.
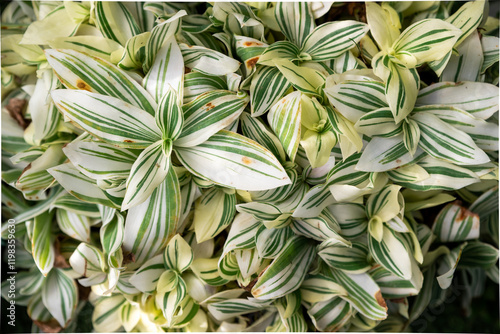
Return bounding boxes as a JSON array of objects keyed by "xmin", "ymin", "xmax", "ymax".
[
  {"xmin": 366, "ymin": 184, "xmax": 402, "ymax": 223},
  {"xmin": 119, "ymin": 301, "xmax": 141, "ymax": 332},
  {"xmin": 481, "ymin": 36, "xmax": 499, "ymax": 73},
  {"xmin": 32, "ymin": 211, "xmax": 55, "ymax": 276},
  {"xmin": 48, "ymin": 163, "xmax": 117, "ymax": 208},
  {"xmin": 128, "ymin": 254, "xmax": 164, "ymax": 293},
  {"xmin": 416, "ymin": 81, "xmax": 499, "ymax": 120},
  {"xmin": 274, "ymin": 59, "xmax": 325, "ymax": 96},
  {"xmin": 327, "ymin": 203, "xmax": 368, "ymax": 239},
  {"xmin": 274, "ymin": 2, "xmax": 315, "ymax": 47},
  {"xmin": 193, "ymin": 187, "xmax": 235, "ymax": 243},
  {"xmin": 92, "ymin": 294, "xmax": 126, "ymax": 332},
  {"xmin": 300, "ymin": 274, "xmax": 347, "ymax": 304},
  {"xmin": 51, "ymin": 89, "xmax": 161, "ymax": 149},
  {"xmin": 446, "ymin": 0, "xmax": 485, "ymax": 46},
  {"xmin": 325, "ymin": 80, "xmax": 387, "ymax": 123},
  {"xmin": 212, "ymin": 2, "xmax": 264, "ymax": 40},
  {"xmin": 395, "ymin": 156, "xmax": 479, "ymax": 191},
  {"xmin": 69, "ymin": 243, "xmax": 106, "ymax": 279},
  {"xmin": 63, "ymin": 141, "xmax": 137, "ymax": 181},
  {"xmin": 436, "ymin": 242, "xmax": 467, "ymax": 289},
  {"xmin": 365, "ymin": 2, "xmax": 400, "ymax": 52},
  {"xmin": 441, "ymin": 30, "xmax": 483, "ymax": 83},
  {"xmin": 255, "ymin": 225, "xmax": 294, "ymax": 259},
  {"xmin": 94, "ymin": 2, "xmax": 141, "ymax": 46},
  {"xmin": 183, "ymin": 72, "xmax": 227, "ymax": 103},
  {"xmin": 48, "ymin": 36, "xmax": 123, "ymax": 63},
  {"xmin": 176, "ymin": 90, "xmax": 249, "ymax": 148},
  {"xmin": 372, "ymin": 54, "xmax": 420, "ymax": 124},
  {"xmin": 143, "ymin": 10, "xmax": 186, "ymax": 72},
  {"xmin": 252, "ymin": 236, "xmax": 316, "ymax": 300},
  {"xmin": 393, "ymin": 19, "xmax": 461, "ymax": 65},
  {"xmin": 368, "ymin": 227, "xmax": 412, "ymax": 279},
  {"xmin": 208, "ymin": 298, "xmax": 269, "ymax": 321},
  {"xmin": 175, "ymin": 130, "xmax": 291, "ymax": 191},
  {"xmin": 403, "ymin": 118, "xmax": 420, "ymax": 156},
  {"xmin": 291, "ymin": 211, "xmax": 344, "ymax": 242},
  {"xmin": 218, "ymin": 252, "xmax": 239, "ymax": 281},
  {"xmin": 123, "ymin": 166, "xmax": 180, "ymax": 268},
  {"xmin": 257, "ymin": 41, "xmax": 300, "ymax": 66},
  {"xmin": 250, "ymin": 66, "xmax": 291, "ymax": 117},
  {"xmin": 355, "ymin": 107, "xmax": 402, "ymax": 138},
  {"xmin": 121, "ymin": 142, "xmax": 169, "ymax": 210},
  {"xmin": 432, "ymin": 202, "xmax": 480, "ymax": 243},
  {"xmin": 180, "ymin": 43, "xmax": 240, "ymax": 76},
  {"xmin": 45, "ymin": 49, "xmax": 156, "ymax": 115},
  {"xmin": 240, "ymin": 112, "xmax": 287, "ymax": 163},
  {"xmin": 328, "ymin": 269, "xmax": 387, "ymax": 320},
  {"xmin": 100, "ymin": 213, "xmax": 124, "ymax": 259},
  {"xmin": 369, "ymin": 261, "xmax": 423, "ymax": 299},
  {"xmin": 293, "ymin": 183, "xmax": 336, "ymax": 218},
  {"xmin": 16, "ymin": 144, "xmax": 65, "ymax": 191},
  {"xmin": 267, "ymin": 91, "xmax": 302, "ymax": 161},
  {"xmin": 117, "ymin": 32, "xmax": 150, "ymax": 71},
  {"xmin": 459, "ymin": 241, "xmax": 499, "ymax": 269},
  {"xmin": 319, "ymin": 241, "xmax": 370, "ymax": 274},
  {"xmin": 412, "ymin": 111, "xmax": 489, "ymax": 165},
  {"xmin": 164, "ymin": 234, "xmax": 193, "ymax": 273},
  {"xmin": 42, "ymin": 268, "xmax": 78, "ymax": 328},
  {"xmin": 143, "ymin": 36, "xmax": 184, "ymax": 103},
  {"xmin": 301, "ymin": 21, "xmax": 368, "ymax": 61},
  {"xmin": 155, "ymin": 86, "xmax": 183, "ymax": 141},
  {"xmin": 56, "ymin": 209, "xmax": 91, "ymax": 242},
  {"xmin": 307, "ymin": 296, "xmax": 353, "ymax": 332},
  {"xmin": 191, "ymin": 257, "xmax": 231, "ymax": 287},
  {"xmin": 222, "ymin": 212, "xmax": 260, "ymax": 256}
]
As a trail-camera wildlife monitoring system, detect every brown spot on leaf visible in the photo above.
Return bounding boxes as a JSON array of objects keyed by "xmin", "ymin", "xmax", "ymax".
[
  {"xmin": 123, "ymin": 139, "xmax": 134, "ymax": 143},
  {"xmin": 33, "ymin": 319, "xmax": 62, "ymax": 333},
  {"xmin": 185, "ymin": 67, "xmax": 191, "ymax": 74},
  {"xmin": 76, "ymin": 79, "xmax": 91, "ymax": 91},
  {"xmin": 454, "ymin": 201, "xmax": 479, "ymax": 223},
  {"xmin": 243, "ymin": 41, "xmax": 263, "ymax": 47},
  {"xmin": 396, "ymin": 159, "xmax": 402, "ymax": 164},
  {"xmin": 205, "ymin": 102, "xmax": 215, "ymax": 111},
  {"xmin": 5, "ymin": 98, "xmax": 29, "ymax": 129},
  {"xmin": 242, "ymin": 277, "xmax": 258, "ymax": 292},
  {"xmin": 242, "ymin": 157, "xmax": 252, "ymax": 165},
  {"xmin": 246, "ymin": 56, "xmax": 260, "ymax": 69},
  {"xmin": 375, "ymin": 290, "xmax": 387, "ymax": 309}
]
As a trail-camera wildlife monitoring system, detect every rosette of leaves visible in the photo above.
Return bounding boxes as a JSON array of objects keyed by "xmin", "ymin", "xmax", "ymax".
[{"xmin": 1, "ymin": 1, "xmax": 499, "ymax": 333}]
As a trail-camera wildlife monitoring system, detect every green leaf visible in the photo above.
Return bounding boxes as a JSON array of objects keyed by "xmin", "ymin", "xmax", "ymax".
[
  {"xmin": 267, "ymin": 91, "xmax": 302, "ymax": 161},
  {"xmin": 92, "ymin": 294, "xmax": 126, "ymax": 332},
  {"xmin": 45, "ymin": 49, "xmax": 156, "ymax": 115},
  {"xmin": 193, "ymin": 187, "xmax": 236, "ymax": 243},
  {"xmin": 459, "ymin": 241, "xmax": 499, "ymax": 269},
  {"xmin": 291, "ymin": 211, "xmax": 345, "ymax": 242},
  {"xmin": 42, "ymin": 268, "xmax": 78, "ymax": 327},
  {"xmin": 32, "ymin": 211, "xmax": 55, "ymax": 276},
  {"xmin": 300, "ymin": 274, "xmax": 347, "ymax": 304},
  {"xmin": 301, "ymin": 21, "xmax": 368, "ymax": 61},
  {"xmin": 175, "ymin": 130, "xmax": 291, "ymax": 191},
  {"xmin": 446, "ymin": 0, "xmax": 485, "ymax": 46},
  {"xmin": 176, "ymin": 90, "xmax": 249, "ymax": 148},
  {"xmin": 207, "ymin": 298, "xmax": 270, "ymax": 321},
  {"xmin": 123, "ymin": 165, "xmax": 180, "ymax": 268},
  {"xmin": 252, "ymin": 236, "xmax": 316, "ymax": 300},
  {"xmin": 402, "ymin": 118, "xmax": 420, "ymax": 156},
  {"xmin": 191, "ymin": 257, "xmax": 231, "ymax": 286},
  {"xmin": 94, "ymin": 1, "xmax": 141, "ymax": 46},
  {"xmin": 164, "ymin": 234, "xmax": 194, "ymax": 273},
  {"xmin": 432, "ymin": 202, "xmax": 480, "ymax": 243},
  {"xmin": 51, "ymin": 89, "xmax": 161, "ymax": 149},
  {"xmin": 369, "ymin": 261, "xmax": 423, "ymax": 299},
  {"xmin": 327, "ymin": 203, "xmax": 368, "ymax": 239},
  {"xmin": 69, "ymin": 243, "xmax": 106, "ymax": 280},
  {"xmin": 183, "ymin": 72, "xmax": 227, "ymax": 103},
  {"xmin": 250, "ymin": 65, "xmax": 291, "ymax": 117},
  {"xmin": 275, "ymin": 2, "xmax": 315, "ymax": 47},
  {"xmin": 16, "ymin": 144, "xmax": 65, "ymax": 191},
  {"xmin": 143, "ymin": 36, "xmax": 184, "ymax": 103},
  {"xmin": 48, "ymin": 36, "xmax": 123, "ymax": 62},
  {"xmin": 412, "ymin": 111, "xmax": 489, "ymax": 165},
  {"xmin": 258, "ymin": 41, "xmax": 300, "ymax": 66},
  {"xmin": 416, "ymin": 81, "xmax": 499, "ymax": 120},
  {"xmin": 122, "ymin": 142, "xmax": 169, "ymax": 210}
]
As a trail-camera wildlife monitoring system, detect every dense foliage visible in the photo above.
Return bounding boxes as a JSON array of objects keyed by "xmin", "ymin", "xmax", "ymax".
[{"xmin": 1, "ymin": 1, "xmax": 499, "ymax": 332}]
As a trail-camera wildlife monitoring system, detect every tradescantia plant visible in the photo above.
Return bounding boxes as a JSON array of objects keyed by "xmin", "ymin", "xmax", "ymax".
[{"xmin": 1, "ymin": 0, "xmax": 499, "ymax": 332}]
